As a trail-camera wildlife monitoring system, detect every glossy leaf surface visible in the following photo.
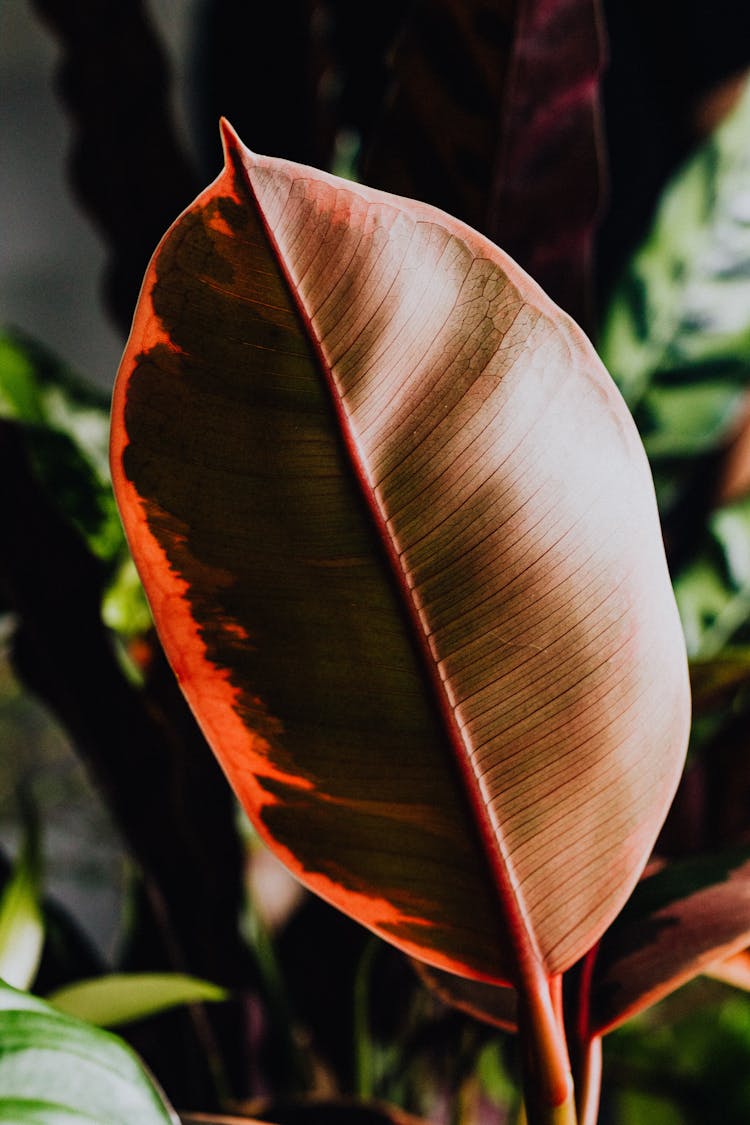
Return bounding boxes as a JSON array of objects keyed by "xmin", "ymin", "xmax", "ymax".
[
  {"xmin": 590, "ymin": 848, "xmax": 750, "ymax": 1034},
  {"xmin": 0, "ymin": 981, "xmax": 176, "ymax": 1124},
  {"xmin": 111, "ymin": 122, "xmax": 689, "ymax": 988}
]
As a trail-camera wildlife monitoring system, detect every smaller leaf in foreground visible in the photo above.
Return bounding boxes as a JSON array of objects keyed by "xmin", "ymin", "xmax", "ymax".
[
  {"xmin": 47, "ymin": 972, "xmax": 227, "ymax": 1028},
  {"xmin": 0, "ymin": 800, "xmax": 44, "ymax": 990},
  {"xmin": 590, "ymin": 847, "xmax": 750, "ymax": 1035},
  {"xmin": 0, "ymin": 979, "xmax": 177, "ymax": 1124}
]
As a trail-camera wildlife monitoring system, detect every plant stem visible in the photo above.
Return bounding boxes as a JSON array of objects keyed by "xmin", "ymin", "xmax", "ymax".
[
  {"xmin": 576, "ymin": 1036, "xmax": 602, "ymax": 1125},
  {"xmin": 518, "ymin": 976, "xmax": 578, "ymax": 1125},
  {"xmin": 570, "ymin": 942, "xmax": 601, "ymax": 1125}
]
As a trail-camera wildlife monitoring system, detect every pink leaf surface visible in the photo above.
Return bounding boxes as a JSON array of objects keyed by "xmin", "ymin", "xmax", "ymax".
[{"xmin": 111, "ymin": 123, "xmax": 689, "ymax": 1000}]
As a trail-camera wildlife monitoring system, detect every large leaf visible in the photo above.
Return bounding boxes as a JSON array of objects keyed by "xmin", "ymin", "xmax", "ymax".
[
  {"xmin": 111, "ymin": 122, "xmax": 689, "ymax": 996},
  {"xmin": 0, "ymin": 980, "xmax": 177, "ymax": 1124},
  {"xmin": 361, "ymin": 0, "xmax": 606, "ymax": 327},
  {"xmin": 590, "ymin": 848, "xmax": 750, "ymax": 1035}
]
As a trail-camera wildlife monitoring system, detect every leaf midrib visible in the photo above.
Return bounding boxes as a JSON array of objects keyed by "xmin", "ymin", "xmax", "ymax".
[{"xmin": 227, "ymin": 131, "xmax": 546, "ymax": 990}]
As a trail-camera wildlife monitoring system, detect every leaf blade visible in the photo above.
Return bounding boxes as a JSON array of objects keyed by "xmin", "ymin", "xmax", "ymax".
[
  {"xmin": 47, "ymin": 973, "xmax": 227, "ymax": 1028},
  {"xmin": 590, "ymin": 848, "xmax": 750, "ymax": 1035},
  {"xmin": 111, "ymin": 124, "xmax": 690, "ymax": 990},
  {"xmin": 0, "ymin": 981, "xmax": 176, "ymax": 1125}
]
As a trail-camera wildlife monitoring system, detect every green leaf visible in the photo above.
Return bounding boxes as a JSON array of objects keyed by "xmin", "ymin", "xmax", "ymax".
[
  {"xmin": 675, "ymin": 494, "xmax": 750, "ymax": 656},
  {"xmin": 599, "ymin": 75, "xmax": 750, "ymax": 516},
  {"xmin": 101, "ymin": 556, "xmax": 154, "ymax": 638},
  {"xmin": 47, "ymin": 972, "xmax": 227, "ymax": 1028},
  {"xmin": 601, "ymin": 75, "xmax": 750, "ymax": 406},
  {"xmin": 0, "ymin": 801, "xmax": 44, "ymax": 990},
  {"xmin": 0, "ymin": 329, "xmax": 117, "ymax": 561},
  {"xmin": 0, "ymin": 979, "xmax": 177, "ymax": 1124},
  {"xmin": 0, "ymin": 328, "xmax": 152, "ymax": 637}
]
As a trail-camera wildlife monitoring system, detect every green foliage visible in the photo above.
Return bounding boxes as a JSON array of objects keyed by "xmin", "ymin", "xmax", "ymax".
[
  {"xmin": 607, "ymin": 987, "xmax": 750, "ymax": 1124},
  {"xmin": 676, "ymin": 495, "xmax": 750, "ymax": 656},
  {"xmin": 600, "ymin": 77, "xmax": 750, "ymax": 517},
  {"xmin": 47, "ymin": 972, "xmax": 227, "ymax": 1028},
  {"xmin": 0, "ymin": 330, "xmax": 119, "ymax": 561},
  {"xmin": 0, "ymin": 802, "xmax": 43, "ymax": 991},
  {"xmin": 0, "ymin": 328, "xmax": 150, "ymax": 638},
  {"xmin": 0, "ymin": 979, "xmax": 177, "ymax": 1124}
]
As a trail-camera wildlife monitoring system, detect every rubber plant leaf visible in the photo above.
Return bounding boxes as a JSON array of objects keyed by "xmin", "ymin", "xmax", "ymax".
[
  {"xmin": 414, "ymin": 960, "xmax": 517, "ymax": 1033},
  {"xmin": 111, "ymin": 121, "xmax": 689, "ymax": 1032},
  {"xmin": 589, "ymin": 847, "xmax": 750, "ymax": 1035},
  {"xmin": 705, "ymin": 947, "xmax": 750, "ymax": 991}
]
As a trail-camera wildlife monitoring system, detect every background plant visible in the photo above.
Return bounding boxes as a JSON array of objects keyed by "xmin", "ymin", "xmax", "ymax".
[{"xmin": 3, "ymin": 2, "xmax": 750, "ymax": 1123}]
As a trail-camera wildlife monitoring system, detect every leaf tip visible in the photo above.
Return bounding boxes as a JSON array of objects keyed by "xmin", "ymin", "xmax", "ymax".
[{"xmin": 219, "ymin": 116, "xmax": 250, "ymax": 166}]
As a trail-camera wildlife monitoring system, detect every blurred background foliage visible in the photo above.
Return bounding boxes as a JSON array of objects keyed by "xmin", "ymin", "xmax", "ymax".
[{"xmin": 3, "ymin": 1, "xmax": 750, "ymax": 1122}]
